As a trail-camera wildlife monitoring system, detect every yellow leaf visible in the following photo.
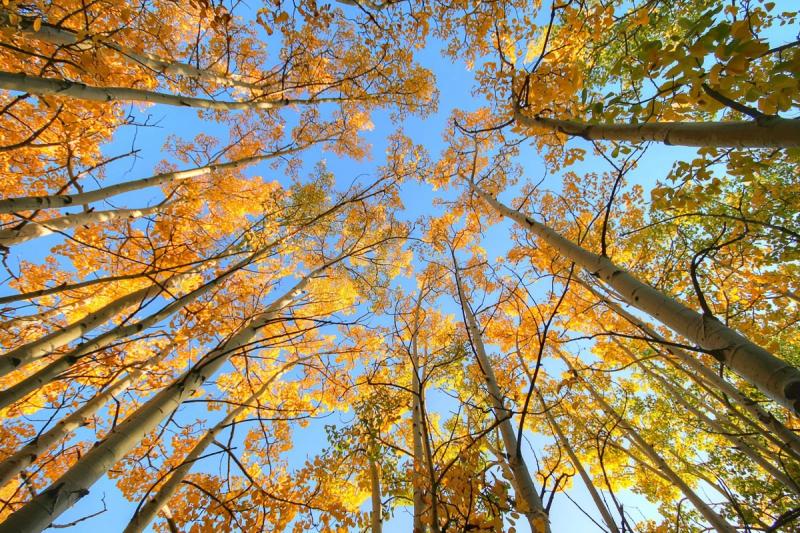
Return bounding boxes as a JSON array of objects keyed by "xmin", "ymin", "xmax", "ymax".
[{"xmin": 524, "ymin": 34, "xmax": 546, "ymax": 64}]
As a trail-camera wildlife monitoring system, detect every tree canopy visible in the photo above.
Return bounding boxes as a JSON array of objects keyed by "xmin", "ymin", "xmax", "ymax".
[{"xmin": 0, "ymin": 0, "xmax": 798, "ymax": 531}]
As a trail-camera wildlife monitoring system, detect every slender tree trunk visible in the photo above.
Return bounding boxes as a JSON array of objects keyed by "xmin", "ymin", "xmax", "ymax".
[
  {"xmin": 0, "ymin": 269, "xmax": 194, "ymax": 377},
  {"xmin": 514, "ymin": 110, "xmax": 800, "ymax": 148},
  {"xmin": 578, "ymin": 278, "xmax": 800, "ymax": 460},
  {"xmin": 369, "ymin": 440, "xmax": 383, "ymax": 533},
  {"xmin": 472, "ymin": 183, "xmax": 800, "ymax": 415},
  {"xmin": 0, "ymin": 205, "xmax": 163, "ymax": 247},
  {"xmin": 0, "ymin": 146, "xmax": 308, "ymax": 215},
  {"xmin": 614, "ymin": 339, "xmax": 800, "ymax": 495},
  {"xmin": 557, "ymin": 352, "xmax": 738, "ymax": 533},
  {"xmin": 0, "ymin": 72, "xmax": 356, "ymax": 112},
  {"xmin": 0, "ymin": 347, "xmax": 170, "ymax": 489},
  {"xmin": 540, "ymin": 393, "xmax": 620, "ymax": 533},
  {"xmin": 0, "ymin": 9, "xmax": 267, "ymax": 93},
  {"xmin": 417, "ymin": 349, "xmax": 441, "ymax": 533},
  {"xmin": 122, "ymin": 357, "xmax": 305, "ymax": 533},
  {"xmin": 0, "ymin": 305, "xmax": 72, "ymax": 331},
  {"xmin": 159, "ymin": 505, "xmax": 180, "ymax": 533},
  {"xmin": 452, "ymin": 254, "xmax": 551, "ymax": 533},
  {"xmin": 0, "ymin": 240, "xmax": 287, "ymax": 411},
  {"xmin": 0, "ymin": 255, "xmax": 234, "ymax": 306},
  {"xmin": 0, "ymin": 267, "xmax": 323, "ymax": 532},
  {"xmin": 410, "ymin": 290, "xmax": 425, "ymax": 533}
]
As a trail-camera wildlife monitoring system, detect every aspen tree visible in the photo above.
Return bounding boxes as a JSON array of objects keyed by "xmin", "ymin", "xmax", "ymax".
[
  {"xmin": 0, "ymin": 144, "xmax": 310, "ymax": 215},
  {"xmin": 0, "ymin": 265, "xmax": 326, "ymax": 532},
  {"xmin": 514, "ymin": 111, "xmax": 800, "ymax": 149},
  {"xmin": 555, "ymin": 351, "xmax": 738, "ymax": 533},
  {"xmin": 471, "ymin": 182, "xmax": 800, "ymax": 415},
  {"xmin": 0, "ymin": 268, "xmax": 199, "ymax": 377},
  {"xmin": 123, "ymin": 356, "xmax": 310, "ymax": 533},
  {"xmin": 612, "ymin": 338, "xmax": 800, "ymax": 495},
  {"xmin": 451, "ymin": 252, "xmax": 551, "ymax": 533},
  {"xmin": 539, "ymin": 392, "xmax": 620, "ymax": 533},
  {"xmin": 0, "ymin": 205, "xmax": 164, "ymax": 247},
  {"xmin": 0, "ymin": 346, "xmax": 172, "ymax": 488},
  {"xmin": 578, "ymin": 278, "xmax": 800, "ymax": 460}
]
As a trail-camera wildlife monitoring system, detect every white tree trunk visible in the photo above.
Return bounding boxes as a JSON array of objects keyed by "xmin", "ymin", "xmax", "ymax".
[
  {"xmin": 369, "ymin": 447, "xmax": 383, "ymax": 533},
  {"xmin": 472, "ymin": 183, "xmax": 800, "ymax": 415},
  {"xmin": 0, "ymin": 147, "xmax": 304, "ymax": 214},
  {"xmin": 515, "ymin": 110, "xmax": 800, "ymax": 148},
  {"xmin": 557, "ymin": 352, "xmax": 737, "ymax": 533},
  {"xmin": 0, "ymin": 72, "xmax": 353, "ymax": 112},
  {"xmin": 540, "ymin": 394, "xmax": 620, "ymax": 533},
  {"xmin": 410, "ymin": 290, "xmax": 425, "ymax": 533},
  {"xmin": 0, "ymin": 268, "xmax": 322, "ymax": 532},
  {"xmin": 122, "ymin": 357, "xmax": 306, "ymax": 533},
  {"xmin": 579, "ymin": 279, "xmax": 800, "ymax": 460},
  {"xmin": 0, "ymin": 205, "xmax": 163, "ymax": 247},
  {"xmin": 0, "ymin": 270, "xmax": 195, "ymax": 377},
  {"xmin": 452, "ymin": 256, "xmax": 551, "ymax": 533},
  {"xmin": 615, "ymin": 339, "xmax": 800, "ymax": 495},
  {"xmin": 0, "ymin": 347, "xmax": 170, "ymax": 488},
  {"xmin": 0, "ymin": 9, "xmax": 267, "ymax": 93}
]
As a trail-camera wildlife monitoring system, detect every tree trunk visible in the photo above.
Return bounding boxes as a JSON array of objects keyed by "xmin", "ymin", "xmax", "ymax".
[
  {"xmin": 578, "ymin": 278, "xmax": 800, "ymax": 460},
  {"xmin": 0, "ymin": 71, "xmax": 356, "ymax": 112},
  {"xmin": 122, "ymin": 357, "xmax": 305, "ymax": 533},
  {"xmin": 0, "ymin": 146, "xmax": 305, "ymax": 215},
  {"xmin": 0, "ymin": 205, "xmax": 163, "ymax": 247},
  {"xmin": 369, "ymin": 444, "xmax": 383, "ymax": 533},
  {"xmin": 0, "ymin": 9, "xmax": 267, "ymax": 93},
  {"xmin": 452, "ymin": 254, "xmax": 551, "ymax": 533},
  {"xmin": 410, "ymin": 290, "xmax": 425, "ymax": 533},
  {"xmin": 0, "ymin": 256, "xmax": 228, "ymax": 306},
  {"xmin": 540, "ymin": 393, "xmax": 620, "ymax": 533},
  {"xmin": 0, "ymin": 269, "xmax": 195, "ymax": 377},
  {"xmin": 515, "ymin": 110, "xmax": 800, "ymax": 148},
  {"xmin": 0, "ymin": 240, "xmax": 287, "ymax": 411},
  {"xmin": 0, "ymin": 347, "xmax": 170, "ymax": 489},
  {"xmin": 0, "ymin": 267, "xmax": 322, "ymax": 533},
  {"xmin": 614, "ymin": 339, "xmax": 800, "ymax": 495},
  {"xmin": 557, "ymin": 352, "xmax": 738, "ymax": 533},
  {"xmin": 472, "ymin": 183, "xmax": 800, "ymax": 415}
]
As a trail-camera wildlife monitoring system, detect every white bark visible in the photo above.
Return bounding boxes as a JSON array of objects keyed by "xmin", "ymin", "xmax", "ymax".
[
  {"xmin": 0, "ymin": 147, "xmax": 304, "ymax": 215},
  {"xmin": 0, "ymin": 10, "xmax": 268, "ymax": 93},
  {"xmin": 579, "ymin": 279, "xmax": 800, "ymax": 460},
  {"xmin": 452, "ymin": 257, "xmax": 550, "ymax": 533},
  {"xmin": 0, "ymin": 347, "xmax": 170, "ymax": 489},
  {"xmin": 0, "ymin": 268, "xmax": 321, "ymax": 532},
  {"xmin": 472, "ymin": 183, "xmax": 800, "ymax": 415},
  {"xmin": 0, "ymin": 245, "xmax": 281, "ymax": 411},
  {"xmin": 410, "ymin": 290, "xmax": 425, "ymax": 533},
  {"xmin": 515, "ymin": 110, "xmax": 800, "ymax": 148},
  {"xmin": 616, "ymin": 339, "xmax": 800, "ymax": 495},
  {"xmin": 369, "ymin": 448, "xmax": 383, "ymax": 533},
  {"xmin": 0, "ymin": 205, "xmax": 163, "ymax": 247},
  {"xmin": 122, "ymin": 357, "xmax": 306, "ymax": 533},
  {"xmin": 540, "ymin": 395, "xmax": 620, "ymax": 533},
  {"xmin": 0, "ymin": 71, "xmax": 353, "ymax": 112},
  {"xmin": 556, "ymin": 353, "xmax": 738, "ymax": 533},
  {"xmin": 0, "ymin": 270, "xmax": 193, "ymax": 377}
]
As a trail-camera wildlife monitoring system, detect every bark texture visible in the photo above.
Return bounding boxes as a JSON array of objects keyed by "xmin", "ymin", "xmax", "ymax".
[
  {"xmin": 472, "ymin": 183, "xmax": 800, "ymax": 415},
  {"xmin": 453, "ymin": 256, "xmax": 551, "ymax": 533},
  {"xmin": 0, "ymin": 270, "xmax": 319, "ymax": 533},
  {"xmin": 515, "ymin": 110, "xmax": 800, "ymax": 148},
  {"xmin": 0, "ymin": 205, "xmax": 163, "ymax": 247}
]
